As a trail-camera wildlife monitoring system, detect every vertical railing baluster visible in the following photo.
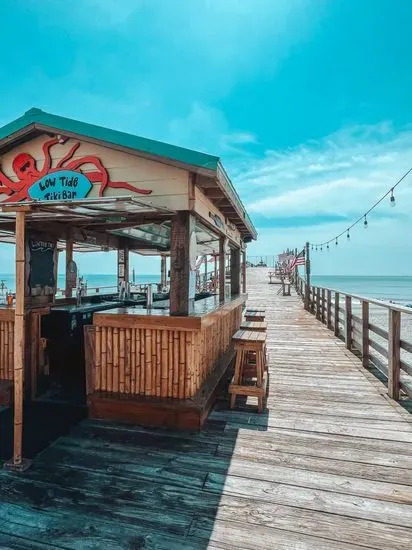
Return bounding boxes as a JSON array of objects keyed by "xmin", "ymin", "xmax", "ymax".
[
  {"xmin": 388, "ymin": 309, "xmax": 401, "ymax": 400},
  {"xmin": 316, "ymin": 288, "xmax": 321, "ymax": 320},
  {"xmin": 334, "ymin": 292, "xmax": 340, "ymax": 337},
  {"xmin": 345, "ymin": 295, "xmax": 352, "ymax": 350},
  {"xmin": 362, "ymin": 300, "xmax": 369, "ymax": 369},
  {"xmin": 327, "ymin": 290, "xmax": 332, "ymax": 329}
]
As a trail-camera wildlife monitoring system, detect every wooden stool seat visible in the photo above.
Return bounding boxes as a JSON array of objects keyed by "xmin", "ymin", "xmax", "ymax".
[
  {"xmin": 240, "ymin": 320, "xmax": 267, "ymax": 332},
  {"xmin": 229, "ymin": 330, "xmax": 268, "ymax": 412},
  {"xmin": 244, "ymin": 310, "xmax": 265, "ymax": 322},
  {"xmin": 245, "ymin": 308, "xmax": 265, "ymax": 314}
]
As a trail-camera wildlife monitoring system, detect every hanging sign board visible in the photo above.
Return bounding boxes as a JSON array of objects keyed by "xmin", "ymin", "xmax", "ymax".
[
  {"xmin": 28, "ymin": 237, "xmax": 57, "ymax": 296},
  {"xmin": 28, "ymin": 171, "xmax": 92, "ymax": 201}
]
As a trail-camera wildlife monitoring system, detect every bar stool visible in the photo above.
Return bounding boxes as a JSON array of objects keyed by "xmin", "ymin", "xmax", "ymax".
[
  {"xmin": 244, "ymin": 308, "xmax": 266, "ymax": 322},
  {"xmin": 229, "ymin": 329, "xmax": 268, "ymax": 413},
  {"xmin": 239, "ymin": 320, "xmax": 268, "ymax": 372}
]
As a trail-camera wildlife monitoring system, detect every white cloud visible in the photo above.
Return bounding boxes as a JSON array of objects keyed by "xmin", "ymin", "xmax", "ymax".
[{"xmin": 236, "ymin": 122, "xmax": 412, "ymax": 220}]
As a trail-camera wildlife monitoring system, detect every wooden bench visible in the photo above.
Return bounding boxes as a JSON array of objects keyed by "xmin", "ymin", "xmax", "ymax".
[{"xmin": 229, "ymin": 329, "xmax": 268, "ymax": 413}]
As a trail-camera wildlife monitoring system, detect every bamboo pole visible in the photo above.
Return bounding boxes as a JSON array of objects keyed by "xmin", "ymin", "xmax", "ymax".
[{"xmin": 5, "ymin": 210, "xmax": 31, "ymax": 471}]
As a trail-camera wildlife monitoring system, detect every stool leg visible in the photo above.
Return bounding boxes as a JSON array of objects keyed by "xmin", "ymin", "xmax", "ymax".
[
  {"xmin": 256, "ymin": 349, "xmax": 264, "ymax": 413},
  {"xmin": 230, "ymin": 349, "xmax": 244, "ymax": 409}
]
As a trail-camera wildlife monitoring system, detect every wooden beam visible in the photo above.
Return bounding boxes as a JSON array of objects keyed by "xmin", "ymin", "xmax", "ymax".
[
  {"xmin": 170, "ymin": 212, "xmax": 195, "ymax": 316},
  {"xmin": 65, "ymin": 237, "xmax": 74, "ymax": 298},
  {"xmin": 334, "ymin": 292, "xmax": 339, "ymax": 337},
  {"xmin": 388, "ymin": 309, "xmax": 401, "ymax": 400},
  {"xmin": 4, "ymin": 211, "xmax": 31, "ymax": 471},
  {"xmin": 230, "ymin": 247, "xmax": 241, "ymax": 296},
  {"xmin": 345, "ymin": 295, "xmax": 352, "ymax": 350},
  {"xmin": 241, "ymin": 249, "xmax": 247, "ymax": 293},
  {"xmin": 160, "ymin": 255, "xmax": 167, "ymax": 289},
  {"xmin": 326, "ymin": 289, "xmax": 332, "ymax": 329},
  {"xmin": 304, "ymin": 242, "xmax": 310, "ymax": 311},
  {"xmin": 362, "ymin": 300, "xmax": 369, "ymax": 369},
  {"xmin": 219, "ymin": 236, "xmax": 226, "ymax": 303}
]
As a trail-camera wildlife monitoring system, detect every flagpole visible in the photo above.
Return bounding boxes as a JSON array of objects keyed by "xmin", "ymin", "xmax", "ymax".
[{"xmin": 304, "ymin": 241, "xmax": 310, "ymax": 310}]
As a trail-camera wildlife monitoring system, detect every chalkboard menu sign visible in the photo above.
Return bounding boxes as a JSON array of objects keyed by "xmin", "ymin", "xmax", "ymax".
[{"xmin": 28, "ymin": 237, "xmax": 57, "ymax": 295}]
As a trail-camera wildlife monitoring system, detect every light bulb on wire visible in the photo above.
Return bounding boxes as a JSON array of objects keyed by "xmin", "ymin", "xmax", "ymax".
[
  {"xmin": 364, "ymin": 215, "xmax": 368, "ymax": 229},
  {"xmin": 390, "ymin": 189, "xmax": 396, "ymax": 207},
  {"xmin": 335, "ymin": 238, "xmax": 338, "ymax": 246},
  {"xmin": 327, "ymin": 243, "xmax": 329, "ymax": 250},
  {"xmin": 347, "ymin": 230, "xmax": 350, "ymax": 240}
]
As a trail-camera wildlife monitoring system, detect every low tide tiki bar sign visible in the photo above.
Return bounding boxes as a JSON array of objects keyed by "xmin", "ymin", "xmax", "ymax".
[{"xmin": 0, "ymin": 137, "xmax": 152, "ymax": 202}]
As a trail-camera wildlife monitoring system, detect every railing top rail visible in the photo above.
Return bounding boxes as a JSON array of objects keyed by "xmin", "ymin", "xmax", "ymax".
[{"xmin": 297, "ymin": 275, "xmax": 412, "ymax": 315}]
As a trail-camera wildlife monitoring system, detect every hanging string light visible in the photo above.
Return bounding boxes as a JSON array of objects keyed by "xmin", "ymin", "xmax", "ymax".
[{"xmin": 309, "ymin": 164, "xmax": 412, "ymax": 250}]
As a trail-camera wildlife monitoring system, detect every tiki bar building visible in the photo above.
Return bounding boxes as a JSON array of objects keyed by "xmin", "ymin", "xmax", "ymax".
[{"xmin": 0, "ymin": 108, "xmax": 256, "ymax": 470}]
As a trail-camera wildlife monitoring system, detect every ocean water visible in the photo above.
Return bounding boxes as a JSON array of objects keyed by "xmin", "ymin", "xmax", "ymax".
[
  {"xmin": 311, "ymin": 276, "xmax": 412, "ymax": 304},
  {"xmin": 0, "ymin": 273, "xmax": 160, "ymax": 294}
]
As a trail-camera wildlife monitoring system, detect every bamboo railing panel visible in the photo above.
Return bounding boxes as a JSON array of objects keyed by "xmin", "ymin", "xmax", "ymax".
[
  {"xmin": 0, "ymin": 319, "xmax": 14, "ymax": 381},
  {"xmin": 85, "ymin": 301, "xmax": 243, "ymax": 399}
]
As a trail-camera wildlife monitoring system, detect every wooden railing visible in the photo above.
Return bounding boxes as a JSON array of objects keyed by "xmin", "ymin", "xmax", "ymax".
[{"xmin": 296, "ymin": 277, "xmax": 412, "ymax": 402}]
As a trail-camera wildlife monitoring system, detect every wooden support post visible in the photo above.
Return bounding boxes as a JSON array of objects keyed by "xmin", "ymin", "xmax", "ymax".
[
  {"xmin": 204, "ymin": 253, "xmax": 208, "ymax": 290},
  {"xmin": 170, "ymin": 212, "xmax": 195, "ymax": 316},
  {"xmin": 4, "ymin": 211, "xmax": 31, "ymax": 472},
  {"xmin": 304, "ymin": 242, "xmax": 310, "ymax": 311},
  {"xmin": 321, "ymin": 288, "xmax": 325, "ymax": 323},
  {"xmin": 219, "ymin": 236, "xmax": 226, "ymax": 303},
  {"xmin": 241, "ymin": 249, "xmax": 247, "ymax": 294},
  {"xmin": 230, "ymin": 247, "xmax": 241, "ymax": 296},
  {"xmin": 362, "ymin": 300, "xmax": 369, "ymax": 369},
  {"xmin": 388, "ymin": 309, "xmax": 401, "ymax": 400},
  {"xmin": 326, "ymin": 289, "xmax": 332, "ymax": 329},
  {"xmin": 65, "ymin": 237, "xmax": 74, "ymax": 298},
  {"xmin": 160, "ymin": 255, "xmax": 167, "ymax": 289},
  {"xmin": 345, "ymin": 295, "xmax": 352, "ymax": 350},
  {"xmin": 316, "ymin": 288, "xmax": 321, "ymax": 320},
  {"xmin": 334, "ymin": 292, "xmax": 340, "ymax": 337}
]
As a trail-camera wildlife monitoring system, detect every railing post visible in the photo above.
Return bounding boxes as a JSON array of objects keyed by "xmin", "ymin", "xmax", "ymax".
[
  {"xmin": 334, "ymin": 292, "xmax": 339, "ymax": 337},
  {"xmin": 388, "ymin": 309, "xmax": 401, "ymax": 400},
  {"xmin": 316, "ymin": 288, "xmax": 321, "ymax": 320},
  {"xmin": 326, "ymin": 290, "xmax": 332, "ymax": 329},
  {"xmin": 361, "ymin": 300, "xmax": 369, "ymax": 368},
  {"xmin": 321, "ymin": 288, "xmax": 325, "ymax": 323},
  {"xmin": 345, "ymin": 295, "xmax": 352, "ymax": 350}
]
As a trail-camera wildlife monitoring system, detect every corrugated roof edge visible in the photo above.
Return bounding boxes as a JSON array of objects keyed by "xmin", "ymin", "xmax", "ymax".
[{"xmin": 0, "ymin": 108, "xmax": 220, "ymax": 171}]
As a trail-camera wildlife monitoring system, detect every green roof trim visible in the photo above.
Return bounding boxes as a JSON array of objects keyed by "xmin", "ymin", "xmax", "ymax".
[
  {"xmin": 0, "ymin": 108, "xmax": 257, "ymax": 239},
  {"xmin": 0, "ymin": 108, "xmax": 219, "ymax": 171}
]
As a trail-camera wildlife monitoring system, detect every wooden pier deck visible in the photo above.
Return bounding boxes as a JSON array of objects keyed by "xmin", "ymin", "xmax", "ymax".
[{"xmin": 0, "ymin": 268, "xmax": 412, "ymax": 549}]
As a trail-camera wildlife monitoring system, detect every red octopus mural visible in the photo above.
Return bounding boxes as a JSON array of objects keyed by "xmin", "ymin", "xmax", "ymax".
[{"xmin": 0, "ymin": 137, "xmax": 152, "ymax": 202}]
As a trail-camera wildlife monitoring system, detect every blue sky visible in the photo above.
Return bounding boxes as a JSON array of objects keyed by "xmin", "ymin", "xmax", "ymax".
[{"xmin": 1, "ymin": 0, "xmax": 412, "ymax": 275}]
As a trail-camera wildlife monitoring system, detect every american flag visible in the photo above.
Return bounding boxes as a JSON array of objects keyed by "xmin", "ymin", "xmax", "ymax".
[{"xmin": 289, "ymin": 250, "xmax": 305, "ymax": 270}]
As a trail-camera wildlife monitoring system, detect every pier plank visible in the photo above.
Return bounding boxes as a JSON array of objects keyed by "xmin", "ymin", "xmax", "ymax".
[{"xmin": 0, "ymin": 268, "xmax": 412, "ymax": 549}]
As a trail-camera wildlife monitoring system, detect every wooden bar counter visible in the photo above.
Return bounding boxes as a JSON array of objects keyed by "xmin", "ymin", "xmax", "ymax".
[{"xmin": 85, "ymin": 294, "xmax": 246, "ymax": 429}]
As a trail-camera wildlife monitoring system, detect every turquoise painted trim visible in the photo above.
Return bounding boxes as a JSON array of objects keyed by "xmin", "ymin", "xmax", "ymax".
[
  {"xmin": 0, "ymin": 108, "xmax": 219, "ymax": 171},
  {"xmin": 0, "ymin": 108, "xmax": 257, "ymax": 239}
]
